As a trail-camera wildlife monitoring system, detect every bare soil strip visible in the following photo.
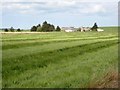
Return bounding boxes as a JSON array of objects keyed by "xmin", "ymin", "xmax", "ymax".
[{"xmin": 89, "ymin": 71, "xmax": 119, "ymax": 88}]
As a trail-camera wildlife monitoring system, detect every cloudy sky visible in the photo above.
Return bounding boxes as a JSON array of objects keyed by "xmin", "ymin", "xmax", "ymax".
[{"xmin": 1, "ymin": 0, "xmax": 119, "ymax": 29}]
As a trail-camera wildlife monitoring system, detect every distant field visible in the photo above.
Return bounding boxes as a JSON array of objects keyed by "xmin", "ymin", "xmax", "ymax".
[{"xmin": 2, "ymin": 27, "xmax": 118, "ymax": 88}]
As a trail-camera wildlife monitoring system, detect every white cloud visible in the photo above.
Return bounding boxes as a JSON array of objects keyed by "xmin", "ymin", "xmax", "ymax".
[
  {"xmin": 81, "ymin": 4, "xmax": 106, "ymax": 14},
  {"xmin": 2, "ymin": 0, "xmax": 119, "ymax": 2},
  {"xmin": 1, "ymin": 0, "xmax": 118, "ymax": 28},
  {"xmin": 2, "ymin": 2, "xmax": 36, "ymax": 14},
  {"xmin": 2, "ymin": 3, "xmax": 33, "ymax": 9},
  {"xmin": 1, "ymin": 1, "xmax": 117, "ymax": 16},
  {"xmin": 45, "ymin": 1, "xmax": 76, "ymax": 7}
]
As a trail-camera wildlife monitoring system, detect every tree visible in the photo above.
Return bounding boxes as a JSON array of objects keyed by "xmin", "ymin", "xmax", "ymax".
[
  {"xmin": 43, "ymin": 21, "xmax": 47, "ymax": 25},
  {"xmin": 37, "ymin": 26, "xmax": 42, "ymax": 32},
  {"xmin": 56, "ymin": 26, "xmax": 61, "ymax": 31},
  {"xmin": 30, "ymin": 21, "xmax": 56, "ymax": 32},
  {"xmin": 91, "ymin": 23, "xmax": 98, "ymax": 31},
  {"xmin": 4, "ymin": 28, "xmax": 8, "ymax": 32},
  {"xmin": 51, "ymin": 25, "xmax": 55, "ymax": 31},
  {"xmin": 17, "ymin": 28, "xmax": 21, "ymax": 32},
  {"xmin": 37, "ymin": 24, "xmax": 41, "ymax": 28},
  {"xmin": 47, "ymin": 24, "xmax": 51, "ymax": 32},
  {"xmin": 41, "ymin": 21, "xmax": 49, "ymax": 32},
  {"xmin": 47, "ymin": 24, "xmax": 55, "ymax": 32},
  {"xmin": 31, "ymin": 26, "xmax": 37, "ymax": 32},
  {"xmin": 36, "ymin": 24, "xmax": 42, "ymax": 32},
  {"xmin": 10, "ymin": 27, "xmax": 14, "ymax": 32}
]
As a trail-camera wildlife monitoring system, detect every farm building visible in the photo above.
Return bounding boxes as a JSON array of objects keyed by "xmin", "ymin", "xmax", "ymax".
[
  {"xmin": 97, "ymin": 29, "xmax": 104, "ymax": 32},
  {"xmin": 80, "ymin": 27, "xmax": 91, "ymax": 32},
  {"xmin": 62, "ymin": 26, "xmax": 104, "ymax": 32},
  {"xmin": 80, "ymin": 27, "xmax": 104, "ymax": 32},
  {"xmin": 62, "ymin": 27, "xmax": 77, "ymax": 32}
]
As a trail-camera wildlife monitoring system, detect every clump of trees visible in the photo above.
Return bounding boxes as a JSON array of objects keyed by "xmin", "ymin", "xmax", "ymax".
[
  {"xmin": 3, "ymin": 21, "xmax": 61, "ymax": 32},
  {"xmin": 91, "ymin": 23, "xmax": 98, "ymax": 31},
  {"xmin": 4, "ymin": 27, "xmax": 21, "ymax": 32},
  {"xmin": 30, "ymin": 21, "xmax": 61, "ymax": 32}
]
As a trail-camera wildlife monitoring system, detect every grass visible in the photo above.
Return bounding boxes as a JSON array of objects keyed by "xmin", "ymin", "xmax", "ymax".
[{"xmin": 2, "ymin": 27, "xmax": 118, "ymax": 88}]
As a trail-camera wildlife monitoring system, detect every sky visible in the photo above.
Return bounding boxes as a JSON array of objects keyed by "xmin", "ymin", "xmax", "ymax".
[{"xmin": 1, "ymin": 0, "xmax": 119, "ymax": 29}]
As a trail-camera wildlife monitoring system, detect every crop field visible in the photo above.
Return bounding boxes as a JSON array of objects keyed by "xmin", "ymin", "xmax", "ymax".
[{"xmin": 2, "ymin": 27, "xmax": 119, "ymax": 88}]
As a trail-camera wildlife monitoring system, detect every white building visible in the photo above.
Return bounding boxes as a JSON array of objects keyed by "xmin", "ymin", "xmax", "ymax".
[
  {"xmin": 62, "ymin": 27, "xmax": 76, "ymax": 32},
  {"xmin": 97, "ymin": 29, "xmax": 104, "ymax": 32},
  {"xmin": 80, "ymin": 27, "xmax": 91, "ymax": 32}
]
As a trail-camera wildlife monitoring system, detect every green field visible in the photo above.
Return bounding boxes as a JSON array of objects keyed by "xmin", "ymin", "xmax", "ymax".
[{"xmin": 2, "ymin": 27, "xmax": 118, "ymax": 88}]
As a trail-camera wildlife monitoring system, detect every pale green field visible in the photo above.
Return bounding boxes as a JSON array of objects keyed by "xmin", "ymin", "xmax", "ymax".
[{"xmin": 2, "ymin": 27, "xmax": 119, "ymax": 88}]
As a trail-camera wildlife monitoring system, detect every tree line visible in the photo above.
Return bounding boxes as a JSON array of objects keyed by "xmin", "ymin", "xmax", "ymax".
[
  {"xmin": 4, "ymin": 27, "xmax": 21, "ymax": 32},
  {"xmin": 31, "ymin": 21, "xmax": 61, "ymax": 32},
  {"xmin": 4, "ymin": 21, "xmax": 61, "ymax": 32}
]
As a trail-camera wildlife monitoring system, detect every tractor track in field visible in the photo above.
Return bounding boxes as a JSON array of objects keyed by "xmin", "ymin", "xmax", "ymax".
[
  {"xmin": 2, "ymin": 36, "xmax": 117, "ymax": 50},
  {"xmin": 3, "ymin": 40, "xmax": 119, "ymax": 79}
]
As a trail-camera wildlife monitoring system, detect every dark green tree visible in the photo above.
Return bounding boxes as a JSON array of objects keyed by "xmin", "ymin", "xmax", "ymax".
[
  {"xmin": 17, "ymin": 28, "xmax": 21, "ymax": 32},
  {"xmin": 56, "ymin": 26, "xmax": 61, "ymax": 31},
  {"xmin": 51, "ymin": 25, "xmax": 55, "ymax": 31},
  {"xmin": 43, "ymin": 21, "xmax": 47, "ymax": 25},
  {"xmin": 47, "ymin": 24, "xmax": 55, "ymax": 32},
  {"xmin": 41, "ymin": 21, "xmax": 49, "ymax": 32},
  {"xmin": 47, "ymin": 24, "xmax": 51, "ymax": 32},
  {"xmin": 37, "ymin": 24, "xmax": 41, "ymax": 28},
  {"xmin": 4, "ymin": 28, "xmax": 8, "ymax": 32},
  {"xmin": 91, "ymin": 23, "xmax": 98, "ymax": 31},
  {"xmin": 10, "ymin": 27, "xmax": 14, "ymax": 32},
  {"xmin": 31, "ymin": 26, "xmax": 37, "ymax": 32}
]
